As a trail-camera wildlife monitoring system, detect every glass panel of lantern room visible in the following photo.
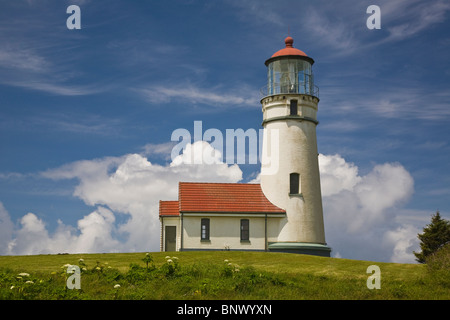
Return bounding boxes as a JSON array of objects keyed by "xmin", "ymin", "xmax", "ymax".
[
  {"xmin": 268, "ymin": 63, "xmax": 274, "ymax": 95},
  {"xmin": 298, "ymin": 69, "xmax": 305, "ymax": 94},
  {"xmin": 279, "ymin": 59, "xmax": 296, "ymax": 93},
  {"xmin": 304, "ymin": 61, "xmax": 314, "ymax": 95}
]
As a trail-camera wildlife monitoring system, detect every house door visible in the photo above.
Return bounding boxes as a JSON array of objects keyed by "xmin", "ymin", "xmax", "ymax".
[{"xmin": 165, "ymin": 226, "xmax": 176, "ymax": 252}]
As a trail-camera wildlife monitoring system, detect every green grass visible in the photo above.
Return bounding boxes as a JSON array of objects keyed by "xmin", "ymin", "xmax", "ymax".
[{"xmin": 0, "ymin": 251, "xmax": 448, "ymax": 300}]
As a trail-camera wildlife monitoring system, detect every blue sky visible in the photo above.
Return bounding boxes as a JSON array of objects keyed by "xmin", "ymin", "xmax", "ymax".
[{"xmin": 0, "ymin": 0, "xmax": 449, "ymax": 262}]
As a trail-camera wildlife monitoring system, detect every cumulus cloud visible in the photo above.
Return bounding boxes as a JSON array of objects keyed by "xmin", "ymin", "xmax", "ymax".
[
  {"xmin": 0, "ymin": 202, "xmax": 14, "ymax": 254},
  {"xmin": 319, "ymin": 154, "xmax": 418, "ymax": 262},
  {"xmin": 383, "ymin": 224, "xmax": 421, "ymax": 263},
  {"xmin": 6, "ymin": 141, "xmax": 242, "ymax": 255}
]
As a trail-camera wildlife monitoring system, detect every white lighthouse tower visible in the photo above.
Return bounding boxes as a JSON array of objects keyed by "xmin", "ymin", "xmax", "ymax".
[{"xmin": 261, "ymin": 36, "xmax": 331, "ymax": 256}]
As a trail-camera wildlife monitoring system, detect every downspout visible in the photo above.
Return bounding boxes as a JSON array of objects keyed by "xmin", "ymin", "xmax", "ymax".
[
  {"xmin": 160, "ymin": 217, "xmax": 164, "ymax": 252},
  {"xmin": 265, "ymin": 212, "xmax": 268, "ymax": 252},
  {"xmin": 180, "ymin": 212, "xmax": 184, "ymax": 251}
]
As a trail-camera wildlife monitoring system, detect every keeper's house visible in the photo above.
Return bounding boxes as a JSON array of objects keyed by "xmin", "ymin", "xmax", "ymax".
[{"xmin": 159, "ymin": 182, "xmax": 286, "ymax": 252}]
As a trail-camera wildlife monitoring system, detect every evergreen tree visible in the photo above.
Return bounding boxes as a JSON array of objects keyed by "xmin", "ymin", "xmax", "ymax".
[{"xmin": 414, "ymin": 211, "xmax": 450, "ymax": 263}]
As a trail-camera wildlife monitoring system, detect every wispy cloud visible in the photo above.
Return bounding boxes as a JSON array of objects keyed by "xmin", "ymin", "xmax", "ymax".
[
  {"xmin": 227, "ymin": 0, "xmax": 284, "ymax": 26},
  {"xmin": 303, "ymin": 8, "xmax": 358, "ymax": 56},
  {"xmin": 0, "ymin": 47, "xmax": 49, "ymax": 73},
  {"xmin": 3, "ymin": 80, "xmax": 104, "ymax": 96},
  {"xmin": 136, "ymin": 83, "xmax": 259, "ymax": 109},
  {"xmin": 0, "ymin": 3, "xmax": 106, "ymax": 96},
  {"xmin": 381, "ymin": 0, "xmax": 450, "ymax": 41},
  {"xmin": 321, "ymin": 85, "xmax": 450, "ymax": 121}
]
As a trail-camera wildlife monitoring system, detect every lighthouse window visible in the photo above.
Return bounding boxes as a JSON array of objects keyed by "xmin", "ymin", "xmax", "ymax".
[
  {"xmin": 290, "ymin": 173, "xmax": 300, "ymax": 194},
  {"xmin": 290, "ymin": 100, "xmax": 298, "ymax": 115}
]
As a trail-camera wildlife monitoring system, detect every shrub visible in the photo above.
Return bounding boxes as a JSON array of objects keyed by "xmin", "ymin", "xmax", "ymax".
[
  {"xmin": 161, "ymin": 256, "xmax": 180, "ymax": 277},
  {"xmin": 426, "ymin": 243, "xmax": 450, "ymax": 287},
  {"xmin": 221, "ymin": 259, "xmax": 240, "ymax": 277},
  {"xmin": 126, "ymin": 263, "xmax": 154, "ymax": 283},
  {"xmin": 142, "ymin": 253, "xmax": 155, "ymax": 270}
]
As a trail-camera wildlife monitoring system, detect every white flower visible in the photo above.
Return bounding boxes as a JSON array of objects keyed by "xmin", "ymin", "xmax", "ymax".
[
  {"xmin": 224, "ymin": 259, "xmax": 229, "ymax": 263},
  {"xmin": 114, "ymin": 284, "xmax": 121, "ymax": 289},
  {"xmin": 25, "ymin": 280, "xmax": 34, "ymax": 284},
  {"xmin": 165, "ymin": 256, "xmax": 171, "ymax": 259},
  {"xmin": 172, "ymin": 256, "xmax": 178, "ymax": 260},
  {"xmin": 10, "ymin": 286, "xmax": 15, "ymax": 290},
  {"xmin": 167, "ymin": 259, "xmax": 173, "ymax": 263},
  {"xmin": 18, "ymin": 273, "xmax": 30, "ymax": 277}
]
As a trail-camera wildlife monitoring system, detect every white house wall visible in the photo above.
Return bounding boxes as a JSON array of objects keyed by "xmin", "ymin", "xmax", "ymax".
[{"xmin": 182, "ymin": 215, "xmax": 282, "ymax": 251}]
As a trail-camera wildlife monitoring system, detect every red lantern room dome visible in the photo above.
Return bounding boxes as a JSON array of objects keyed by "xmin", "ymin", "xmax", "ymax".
[
  {"xmin": 271, "ymin": 36, "xmax": 308, "ymax": 58},
  {"xmin": 265, "ymin": 36, "xmax": 314, "ymax": 66}
]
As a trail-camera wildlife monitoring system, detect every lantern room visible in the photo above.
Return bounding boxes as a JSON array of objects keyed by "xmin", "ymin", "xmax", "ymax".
[{"xmin": 263, "ymin": 37, "xmax": 318, "ymax": 97}]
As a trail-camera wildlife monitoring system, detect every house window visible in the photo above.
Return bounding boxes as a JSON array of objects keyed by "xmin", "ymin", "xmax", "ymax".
[
  {"xmin": 290, "ymin": 173, "xmax": 300, "ymax": 194},
  {"xmin": 201, "ymin": 218, "xmax": 210, "ymax": 241},
  {"xmin": 290, "ymin": 100, "xmax": 298, "ymax": 115},
  {"xmin": 240, "ymin": 219, "xmax": 249, "ymax": 241}
]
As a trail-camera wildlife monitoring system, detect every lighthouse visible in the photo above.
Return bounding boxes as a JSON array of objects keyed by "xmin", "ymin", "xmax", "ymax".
[{"xmin": 260, "ymin": 37, "xmax": 331, "ymax": 256}]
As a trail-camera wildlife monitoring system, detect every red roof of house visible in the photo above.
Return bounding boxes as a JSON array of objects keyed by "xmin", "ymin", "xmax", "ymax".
[
  {"xmin": 178, "ymin": 182, "xmax": 285, "ymax": 213},
  {"xmin": 159, "ymin": 182, "xmax": 285, "ymax": 217},
  {"xmin": 159, "ymin": 200, "xmax": 180, "ymax": 217}
]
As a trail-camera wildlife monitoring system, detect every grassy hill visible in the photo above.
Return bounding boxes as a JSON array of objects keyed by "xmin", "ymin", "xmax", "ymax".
[{"xmin": 0, "ymin": 251, "xmax": 448, "ymax": 300}]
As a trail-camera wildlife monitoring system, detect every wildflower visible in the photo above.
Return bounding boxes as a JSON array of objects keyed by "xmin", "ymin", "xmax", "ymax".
[
  {"xmin": 114, "ymin": 284, "xmax": 121, "ymax": 289},
  {"xmin": 172, "ymin": 256, "xmax": 178, "ymax": 260},
  {"xmin": 165, "ymin": 256, "xmax": 171, "ymax": 259},
  {"xmin": 18, "ymin": 273, "xmax": 30, "ymax": 277},
  {"xmin": 224, "ymin": 259, "xmax": 229, "ymax": 263},
  {"xmin": 10, "ymin": 286, "xmax": 14, "ymax": 290},
  {"xmin": 167, "ymin": 259, "xmax": 173, "ymax": 263},
  {"xmin": 79, "ymin": 258, "xmax": 84, "ymax": 262},
  {"xmin": 25, "ymin": 281, "xmax": 34, "ymax": 284}
]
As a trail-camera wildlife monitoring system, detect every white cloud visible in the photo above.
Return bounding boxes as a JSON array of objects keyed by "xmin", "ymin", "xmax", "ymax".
[
  {"xmin": 7, "ymin": 141, "xmax": 242, "ymax": 255},
  {"xmin": 318, "ymin": 154, "xmax": 361, "ymax": 197},
  {"xmin": 319, "ymin": 154, "xmax": 418, "ymax": 262},
  {"xmin": 136, "ymin": 84, "xmax": 258, "ymax": 108},
  {"xmin": 303, "ymin": 8, "xmax": 356, "ymax": 55},
  {"xmin": 383, "ymin": 224, "xmax": 421, "ymax": 263},
  {"xmin": 381, "ymin": 0, "xmax": 450, "ymax": 41},
  {"xmin": 0, "ymin": 202, "xmax": 14, "ymax": 255}
]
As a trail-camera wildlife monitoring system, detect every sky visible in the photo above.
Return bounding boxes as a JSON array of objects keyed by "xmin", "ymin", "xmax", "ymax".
[{"xmin": 0, "ymin": 0, "xmax": 449, "ymax": 263}]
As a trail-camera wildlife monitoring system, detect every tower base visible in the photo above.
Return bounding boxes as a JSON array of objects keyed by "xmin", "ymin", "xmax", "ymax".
[{"xmin": 268, "ymin": 242, "xmax": 331, "ymax": 257}]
